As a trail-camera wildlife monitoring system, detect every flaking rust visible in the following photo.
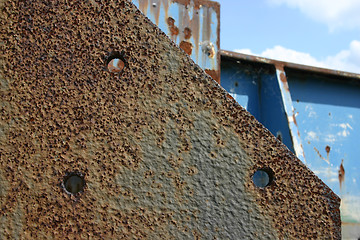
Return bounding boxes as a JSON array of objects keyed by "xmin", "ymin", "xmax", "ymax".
[{"xmin": 1, "ymin": 0, "xmax": 340, "ymax": 239}]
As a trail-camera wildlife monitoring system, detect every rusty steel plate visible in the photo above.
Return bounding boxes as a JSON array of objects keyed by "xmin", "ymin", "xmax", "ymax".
[{"xmin": 0, "ymin": 0, "xmax": 340, "ymax": 239}]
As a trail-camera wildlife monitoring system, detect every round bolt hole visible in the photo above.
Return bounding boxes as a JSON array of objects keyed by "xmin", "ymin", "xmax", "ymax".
[
  {"xmin": 63, "ymin": 173, "xmax": 85, "ymax": 194},
  {"xmin": 106, "ymin": 51, "xmax": 126, "ymax": 73},
  {"xmin": 107, "ymin": 58, "xmax": 125, "ymax": 73},
  {"xmin": 252, "ymin": 168, "xmax": 274, "ymax": 188}
]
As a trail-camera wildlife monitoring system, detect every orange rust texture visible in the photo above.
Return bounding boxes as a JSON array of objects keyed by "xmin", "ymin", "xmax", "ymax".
[
  {"xmin": 205, "ymin": 69, "xmax": 220, "ymax": 84},
  {"xmin": 279, "ymin": 72, "xmax": 290, "ymax": 92},
  {"xmin": 0, "ymin": 0, "xmax": 340, "ymax": 239},
  {"xmin": 166, "ymin": 17, "xmax": 179, "ymax": 36},
  {"xmin": 183, "ymin": 27, "xmax": 192, "ymax": 40},
  {"xmin": 326, "ymin": 145, "xmax": 331, "ymax": 153},
  {"xmin": 179, "ymin": 40, "xmax": 193, "ymax": 55}
]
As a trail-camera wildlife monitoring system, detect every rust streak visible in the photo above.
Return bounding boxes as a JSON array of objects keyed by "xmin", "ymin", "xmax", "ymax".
[
  {"xmin": 325, "ymin": 145, "xmax": 331, "ymax": 162},
  {"xmin": 293, "ymin": 114, "xmax": 298, "ymax": 126},
  {"xmin": 313, "ymin": 147, "xmax": 329, "ymax": 164},
  {"xmin": 339, "ymin": 159, "xmax": 345, "ymax": 190},
  {"xmin": 184, "ymin": 27, "xmax": 192, "ymax": 39},
  {"xmin": 162, "ymin": 0, "xmax": 170, "ymax": 21},
  {"xmin": 325, "ymin": 145, "xmax": 330, "ymax": 154},
  {"xmin": 190, "ymin": 5, "xmax": 200, "ymax": 62},
  {"xmin": 150, "ymin": 0, "xmax": 161, "ymax": 25},
  {"xmin": 275, "ymin": 64, "xmax": 290, "ymax": 92},
  {"xmin": 138, "ymin": 0, "xmax": 149, "ymax": 15}
]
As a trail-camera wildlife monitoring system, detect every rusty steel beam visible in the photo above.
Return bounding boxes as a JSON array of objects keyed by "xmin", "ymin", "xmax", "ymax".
[
  {"xmin": 1, "ymin": 0, "xmax": 340, "ymax": 239},
  {"xmin": 221, "ymin": 50, "xmax": 360, "ymax": 81}
]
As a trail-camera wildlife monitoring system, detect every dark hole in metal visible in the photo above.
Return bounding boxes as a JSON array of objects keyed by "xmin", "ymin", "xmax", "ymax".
[
  {"xmin": 252, "ymin": 168, "xmax": 274, "ymax": 188},
  {"xmin": 234, "ymin": 82, "xmax": 239, "ymax": 87},
  {"xmin": 106, "ymin": 51, "xmax": 126, "ymax": 73},
  {"xmin": 63, "ymin": 173, "xmax": 85, "ymax": 194}
]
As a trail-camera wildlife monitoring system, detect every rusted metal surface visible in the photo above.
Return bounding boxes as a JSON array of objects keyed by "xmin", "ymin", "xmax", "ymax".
[
  {"xmin": 0, "ymin": 0, "xmax": 340, "ymax": 239},
  {"xmin": 132, "ymin": 0, "xmax": 221, "ymax": 83},
  {"xmin": 221, "ymin": 50, "xmax": 360, "ymax": 239}
]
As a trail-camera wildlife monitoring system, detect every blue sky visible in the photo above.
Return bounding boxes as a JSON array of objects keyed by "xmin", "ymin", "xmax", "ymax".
[{"xmin": 219, "ymin": 0, "xmax": 360, "ymax": 74}]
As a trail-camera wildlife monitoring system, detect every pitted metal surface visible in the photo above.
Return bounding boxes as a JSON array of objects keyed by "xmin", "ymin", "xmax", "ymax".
[{"xmin": 1, "ymin": 0, "xmax": 340, "ymax": 239}]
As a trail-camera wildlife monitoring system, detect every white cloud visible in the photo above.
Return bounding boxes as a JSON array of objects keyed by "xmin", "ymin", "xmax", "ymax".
[
  {"xmin": 235, "ymin": 48, "xmax": 253, "ymax": 55},
  {"xmin": 267, "ymin": 0, "xmax": 360, "ymax": 31},
  {"xmin": 234, "ymin": 46, "xmax": 324, "ymax": 67},
  {"xmin": 325, "ymin": 40, "xmax": 360, "ymax": 73},
  {"xmin": 234, "ymin": 40, "xmax": 360, "ymax": 74}
]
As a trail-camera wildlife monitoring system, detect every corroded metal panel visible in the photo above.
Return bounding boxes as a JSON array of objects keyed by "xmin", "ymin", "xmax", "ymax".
[
  {"xmin": 1, "ymin": 0, "xmax": 340, "ymax": 239},
  {"xmin": 132, "ymin": 0, "xmax": 220, "ymax": 83}
]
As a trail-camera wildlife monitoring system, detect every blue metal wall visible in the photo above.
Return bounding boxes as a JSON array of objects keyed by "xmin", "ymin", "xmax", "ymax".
[
  {"xmin": 221, "ymin": 53, "xmax": 360, "ymax": 239},
  {"xmin": 287, "ymin": 69, "xmax": 360, "ymax": 228},
  {"xmin": 221, "ymin": 57, "xmax": 294, "ymax": 152}
]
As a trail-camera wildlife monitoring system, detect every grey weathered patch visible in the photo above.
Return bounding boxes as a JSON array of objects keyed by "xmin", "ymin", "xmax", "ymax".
[{"xmin": 114, "ymin": 110, "xmax": 278, "ymax": 239}]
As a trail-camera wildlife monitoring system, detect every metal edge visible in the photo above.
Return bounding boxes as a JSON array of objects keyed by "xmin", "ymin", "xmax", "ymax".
[
  {"xmin": 220, "ymin": 50, "xmax": 360, "ymax": 80},
  {"xmin": 275, "ymin": 64, "xmax": 306, "ymax": 163}
]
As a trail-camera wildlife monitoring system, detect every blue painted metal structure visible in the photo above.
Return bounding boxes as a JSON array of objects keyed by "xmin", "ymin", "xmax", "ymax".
[
  {"xmin": 221, "ymin": 50, "xmax": 360, "ymax": 239},
  {"xmin": 220, "ymin": 58, "xmax": 295, "ymax": 153}
]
